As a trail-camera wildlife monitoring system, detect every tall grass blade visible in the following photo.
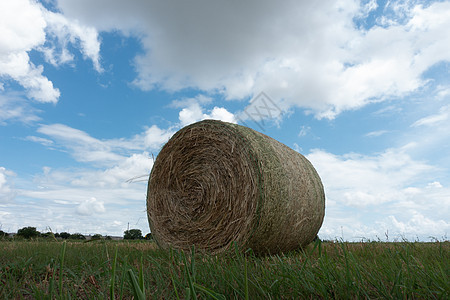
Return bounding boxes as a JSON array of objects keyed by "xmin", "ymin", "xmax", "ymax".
[
  {"xmin": 183, "ymin": 252, "xmax": 197, "ymax": 300},
  {"xmin": 185, "ymin": 287, "xmax": 191, "ymax": 300},
  {"xmin": 171, "ymin": 273, "xmax": 180, "ymax": 300},
  {"xmin": 244, "ymin": 255, "xmax": 249, "ymax": 300},
  {"xmin": 59, "ymin": 241, "xmax": 67, "ymax": 298},
  {"xmin": 193, "ymin": 283, "xmax": 226, "ymax": 300},
  {"xmin": 127, "ymin": 269, "xmax": 145, "ymax": 300},
  {"xmin": 110, "ymin": 245, "xmax": 118, "ymax": 300},
  {"xmin": 139, "ymin": 254, "xmax": 145, "ymax": 296},
  {"xmin": 191, "ymin": 245, "xmax": 195, "ymax": 280},
  {"xmin": 118, "ymin": 261, "xmax": 127, "ymax": 299},
  {"xmin": 48, "ymin": 258, "xmax": 55, "ymax": 299}
]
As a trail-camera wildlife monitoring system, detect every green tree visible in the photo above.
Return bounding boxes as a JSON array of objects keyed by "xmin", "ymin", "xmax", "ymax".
[
  {"xmin": 59, "ymin": 232, "xmax": 71, "ymax": 239},
  {"xmin": 41, "ymin": 232, "xmax": 56, "ymax": 238},
  {"xmin": 16, "ymin": 226, "xmax": 40, "ymax": 239},
  {"xmin": 124, "ymin": 229, "xmax": 143, "ymax": 240},
  {"xmin": 145, "ymin": 233, "xmax": 153, "ymax": 240},
  {"xmin": 0, "ymin": 230, "xmax": 8, "ymax": 239},
  {"xmin": 91, "ymin": 234, "xmax": 102, "ymax": 240},
  {"xmin": 70, "ymin": 233, "xmax": 86, "ymax": 240}
]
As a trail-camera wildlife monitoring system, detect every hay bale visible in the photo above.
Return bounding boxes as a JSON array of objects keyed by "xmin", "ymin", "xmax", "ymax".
[{"xmin": 147, "ymin": 120, "xmax": 325, "ymax": 254}]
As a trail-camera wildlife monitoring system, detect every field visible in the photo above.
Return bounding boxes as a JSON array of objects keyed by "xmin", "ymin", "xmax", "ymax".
[{"xmin": 0, "ymin": 239, "xmax": 448, "ymax": 299}]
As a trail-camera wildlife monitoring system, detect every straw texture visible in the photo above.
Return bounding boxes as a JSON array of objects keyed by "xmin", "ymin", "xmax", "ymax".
[{"xmin": 147, "ymin": 120, "xmax": 325, "ymax": 254}]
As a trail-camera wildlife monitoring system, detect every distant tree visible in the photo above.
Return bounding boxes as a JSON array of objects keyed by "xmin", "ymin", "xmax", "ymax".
[
  {"xmin": 54, "ymin": 232, "xmax": 60, "ymax": 238},
  {"xmin": 91, "ymin": 234, "xmax": 103, "ymax": 240},
  {"xmin": 145, "ymin": 233, "xmax": 153, "ymax": 240},
  {"xmin": 0, "ymin": 230, "xmax": 8, "ymax": 239},
  {"xmin": 41, "ymin": 232, "xmax": 54, "ymax": 238},
  {"xmin": 70, "ymin": 233, "xmax": 86, "ymax": 240},
  {"xmin": 105, "ymin": 235, "xmax": 112, "ymax": 240},
  {"xmin": 17, "ymin": 226, "xmax": 40, "ymax": 239},
  {"xmin": 59, "ymin": 232, "xmax": 71, "ymax": 239},
  {"xmin": 124, "ymin": 229, "xmax": 143, "ymax": 240}
]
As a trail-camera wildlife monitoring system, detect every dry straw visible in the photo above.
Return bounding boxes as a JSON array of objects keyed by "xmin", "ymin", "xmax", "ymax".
[{"xmin": 147, "ymin": 120, "xmax": 325, "ymax": 254}]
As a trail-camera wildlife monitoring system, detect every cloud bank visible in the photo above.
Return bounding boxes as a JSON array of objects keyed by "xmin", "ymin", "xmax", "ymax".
[
  {"xmin": 0, "ymin": 0, "xmax": 101, "ymax": 103},
  {"xmin": 56, "ymin": 0, "xmax": 450, "ymax": 118}
]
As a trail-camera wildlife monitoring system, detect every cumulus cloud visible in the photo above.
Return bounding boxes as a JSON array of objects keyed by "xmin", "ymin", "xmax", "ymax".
[
  {"xmin": 12, "ymin": 150, "xmax": 151, "ymax": 234},
  {"xmin": 0, "ymin": 0, "xmax": 58, "ymax": 103},
  {"xmin": 0, "ymin": 0, "xmax": 101, "ymax": 103},
  {"xmin": 40, "ymin": 8, "xmax": 102, "ymax": 72},
  {"xmin": 142, "ymin": 125, "xmax": 174, "ymax": 150},
  {"xmin": 176, "ymin": 96, "xmax": 236, "ymax": 126},
  {"xmin": 307, "ymin": 147, "xmax": 449, "ymax": 240},
  {"xmin": 0, "ymin": 167, "xmax": 16, "ymax": 203},
  {"xmin": 71, "ymin": 153, "xmax": 153, "ymax": 188},
  {"xmin": 307, "ymin": 148, "xmax": 434, "ymax": 207},
  {"xmin": 382, "ymin": 214, "xmax": 449, "ymax": 241},
  {"xmin": 56, "ymin": 0, "xmax": 450, "ymax": 118},
  {"xmin": 76, "ymin": 197, "xmax": 105, "ymax": 216}
]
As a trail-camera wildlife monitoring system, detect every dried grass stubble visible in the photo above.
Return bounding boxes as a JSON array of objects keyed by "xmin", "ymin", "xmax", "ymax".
[{"xmin": 147, "ymin": 120, "xmax": 325, "ymax": 254}]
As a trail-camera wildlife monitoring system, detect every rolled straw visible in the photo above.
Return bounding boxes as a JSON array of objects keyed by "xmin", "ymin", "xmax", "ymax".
[{"xmin": 147, "ymin": 120, "xmax": 325, "ymax": 254}]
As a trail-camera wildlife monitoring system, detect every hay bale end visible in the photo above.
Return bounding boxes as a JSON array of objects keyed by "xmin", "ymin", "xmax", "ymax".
[{"xmin": 147, "ymin": 120, "xmax": 325, "ymax": 254}]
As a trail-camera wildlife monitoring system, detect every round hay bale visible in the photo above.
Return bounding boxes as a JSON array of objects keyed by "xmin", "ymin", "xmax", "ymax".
[{"xmin": 146, "ymin": 120, "xmax": 325, "ymax": 254}]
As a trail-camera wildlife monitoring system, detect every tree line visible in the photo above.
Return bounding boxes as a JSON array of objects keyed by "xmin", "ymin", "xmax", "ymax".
[{"xmin": 0, "ymin": 227, "xmax": 152, "ymax": 240}]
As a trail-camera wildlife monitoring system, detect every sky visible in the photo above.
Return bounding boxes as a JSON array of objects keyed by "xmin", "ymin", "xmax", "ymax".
[{"xmin": 0, "ymin": 0, "xmax": 449, "ymax": 241}]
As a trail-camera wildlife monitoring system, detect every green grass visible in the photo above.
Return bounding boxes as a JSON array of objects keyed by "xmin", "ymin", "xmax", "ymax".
[{"xmin": 0, "ymin": 239, "xmax": 448, "ymax": 299}]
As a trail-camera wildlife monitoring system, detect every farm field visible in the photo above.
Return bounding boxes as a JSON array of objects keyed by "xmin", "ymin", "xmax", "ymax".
[{"xmin": 0, "ymin": 239, "xmax": 448, "ymax": 299}]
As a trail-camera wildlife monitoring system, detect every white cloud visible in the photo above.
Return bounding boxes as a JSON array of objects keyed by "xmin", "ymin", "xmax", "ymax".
[
  {"xmin": 173, "ymin": 95, "xmax": 237, "ymax": 126},
  {"xmin": 0, "ymin": 0, "xmax": 56, "ymax": 102},
  {"xmin": 0, "ymin": 167, "xmax": 16, "ymax": 203},
  {"xmin": 0, "ymin": 93, "xmax": 41, "ymax": 124},
  {"xmin": 404, "ymin": 101, "xmax": 450, "ymax": 168},
  {"xmin": 427, "ymin": 181, "xmax": 442, "ymax": 188},
  {"xmin": 142, "ymin": 125, "xmax": 174, "ymax": 150},
  {"xmin": 170, "ymin": 94, "xmax": 212, "ymax": 109},
  {"xmin": 76, "ymin": 197, "xmax": 105, "ymax": 216},
  {"xmin": 307, "ymin": 147, "xmax": 449, "ymax": 241},
  {"xmin": 412, "ymin": 105, "xmax": 450, "ymax": 127},
  {"xmin": 298, "ymin": 126, "xmax": 311, "ymax": 137},
  {"xmin": 56, "ymin": 0, "xmax": 450, "ymax": 118},
  {"xmin": 436, "ymin": 87, "xmax": 450, "ymax": 99},
  {"xmin": 307, "ymin": 148, "xmax": 434, "ymax": 207},
  {"xmin": 71, "ymin": 153, "xmax": 153, "ymax": 188},
  {"xmin": 178, "ymin": 102, "xmax": 236, "ymax": 126},
  {"xmin": 383, "ymin": 214, "xmax": 449, "ymax": 240},
  {"xmin": 365, "ymin": 130, "xmax": 389, "ymax": 137},
  {"xmin": 27, "ymin": 124, "xmax": 158, "ymax": 188},
  {"xmin": 36, "ymin": 123, "xmax": 124, "ymax": 164},
  {"xmin": 32, "ymin": 123, "xmax": 173, "ymax": 168},
  {"xmin": 0, "ymin": 0, "xmax": 101, "ymax": 103},
  {"xmin": 178, "ymin": 102, "xmax": 204, "ymax": 127},
  {"xmin": 25, "ymin": 136, "xmax": 54, "ymax": 147},
  {"xmin": 208, "ymin": 107, "xmax": 236, "ymax": 123},
  {"xmin": 11, "ymin": 160, "xmax": 150, "ymax": 235},
  {"xmin": 358, "ymin": 0, "xmax": 378, "ymax": 19},
  {"xmin": 41, "ymin": 8, "xmax": 102, "ymax": 72}
]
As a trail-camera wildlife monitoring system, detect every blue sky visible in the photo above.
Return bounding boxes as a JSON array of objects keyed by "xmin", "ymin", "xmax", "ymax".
[{"xmin": 0, "ymin": 0, "xmax": 449, "ymax": 240}]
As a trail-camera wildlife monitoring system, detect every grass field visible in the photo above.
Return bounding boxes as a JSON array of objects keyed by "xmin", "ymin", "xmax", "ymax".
[{"xmin": 0, "ymin": 239, "xmax": 448, "ymax": 299}]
